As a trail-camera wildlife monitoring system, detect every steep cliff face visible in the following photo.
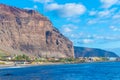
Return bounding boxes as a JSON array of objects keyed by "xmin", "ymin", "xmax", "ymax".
[
  {"xmin": 0, "ymin": 4, "xmax": 74, "ymax": 58},
  {"xmin": 74, "ymin": 46, "xmax": 119, "ymax": 58}
]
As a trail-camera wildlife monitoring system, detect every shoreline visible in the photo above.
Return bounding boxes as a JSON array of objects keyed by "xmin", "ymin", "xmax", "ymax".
[
  {"xmin": 0, "ymin": 61, "xmax": 120, "ymax": 68},
  {"xmin": 0, "ymin": 62, "xmax": 64, "ymax": 68}
]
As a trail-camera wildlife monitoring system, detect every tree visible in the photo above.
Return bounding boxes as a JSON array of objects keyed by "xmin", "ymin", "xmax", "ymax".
[{"xmin": 14, "ymin": 54, "xmax": 30, "ymax": 61}]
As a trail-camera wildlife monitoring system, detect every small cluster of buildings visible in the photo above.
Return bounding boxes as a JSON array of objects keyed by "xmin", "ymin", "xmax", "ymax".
[{"xmin": 78, "ymin": 57, "xmax": 120, "ymax": 62}]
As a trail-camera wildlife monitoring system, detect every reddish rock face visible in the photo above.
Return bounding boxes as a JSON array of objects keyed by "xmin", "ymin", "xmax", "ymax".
[{"xmin": 0, "ymin": 4, "xmax": 74, "ymax": 58}]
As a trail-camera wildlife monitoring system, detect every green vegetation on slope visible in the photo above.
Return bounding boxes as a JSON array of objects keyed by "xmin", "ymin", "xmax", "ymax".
[
  {"xmin": 0, "ymin": 49, "xmax": 10, "ymax": 58},
  {"xmin": 14, "ymin": 54, "xmax": 30, "ymax": 61}
]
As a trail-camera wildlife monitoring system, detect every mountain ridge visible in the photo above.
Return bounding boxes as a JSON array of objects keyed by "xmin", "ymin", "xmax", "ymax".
[{"xmin": 74, "ymin": 46, "xmax": 119, "ymax": 58}]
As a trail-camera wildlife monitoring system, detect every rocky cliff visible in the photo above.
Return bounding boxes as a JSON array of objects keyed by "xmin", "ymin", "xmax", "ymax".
[
  {"xmin": 0, "ymin": 4, "xmax": 74, "ymax": 58},
  {"xmin": 74, "ymin": 46, "xmax": 119, "ymax": 58}
]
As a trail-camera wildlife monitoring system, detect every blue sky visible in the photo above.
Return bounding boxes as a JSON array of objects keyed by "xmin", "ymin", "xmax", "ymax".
[{"xmin": 1, "ymin": 0, "xmax": 120, "ymax": 55}]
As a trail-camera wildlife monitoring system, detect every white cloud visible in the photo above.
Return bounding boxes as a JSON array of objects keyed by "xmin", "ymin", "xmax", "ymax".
[
  {"xmin": 98, "ymin": 10, "xmax": 110, "ymax": 17},
  {"xmin": 87, "ymin": 19, "xmax": 97, "ymax": 24},
  {"xmin": 45, "ymin": 3, "xmax": 61, "ymax": 11},
  {"xmin": 63, "ymin": 27, "xmax": 72, "ymax": 33},
  {"xmin": 98, "ymin": 8, "xmax": 116, "ymax": 17},
  {"xmin": 60, "ymin": 24, "xmax": 79, "ymax": 40},
  {"xmin": 76, "ymin": 33, "xmax": 120, "ymax": 45},
  {"xmin": 88, "ymin": 8, "xmax": 117, "ymax": 24},
  {"xmin": 46, "ymin": 3, "xmax": 86, "ymax": 17},
  {"xmin": 100, "ymin": 0, "xmax": 119, "ymax": 8},
  {"xmin": 89, "ymin": 11, "xmax": 97, "ymax": 16},
  {"xmin": 87, "ymin": 18, "xmax": 110, "ymax": 24},
  {"xmin": 24, "ymin": 7, "xmax": 33, "ymax": 10},
  {"xmin": 60, "ymin": 3, "xmax": 86, "ymax": 17},
  {"xmin": 24, "ymin": 5, "xmax": 38, "ymax": 10},
  {"xmin": 61, "ymin": 24, "xmax": 78, "ymax": 33},
  {"xmin": 89, "ymin": 10, "xmax": 111, "ymax": 17},
  {"xmin": 110, "ymin": 26, "xmax": 120, "ymax": 31},
  {"xmin": 33, "ymin": 0, "xmax": 53, "ymax": 3},
  {"xmin": 82, "ymin": 39, "xmax": 93, "ymax": 44},
  {"xmin": 33, "ymin": 5, "xmax": 38, "ymax": 9},
  {"xmin": 113, "ymin": 15, "xmax": 120, "ymax": 19},
  {"xmin": 113, "ymin": 11, "xmax": 120, "ymax": 19},
  {"xmin": 66, "ymin": 17, "xmax": 81, "ymax": 23}
]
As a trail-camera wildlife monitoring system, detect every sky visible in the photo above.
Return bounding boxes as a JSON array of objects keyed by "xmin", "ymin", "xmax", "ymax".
[{"xmin": 0, "ymin": 0, "xmax": 120, "ymax": 55}]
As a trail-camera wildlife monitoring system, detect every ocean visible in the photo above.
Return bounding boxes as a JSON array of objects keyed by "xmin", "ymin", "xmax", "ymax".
[{"xmin": 0, "ymin": 62, "xmax": 120, "ymax": 80}]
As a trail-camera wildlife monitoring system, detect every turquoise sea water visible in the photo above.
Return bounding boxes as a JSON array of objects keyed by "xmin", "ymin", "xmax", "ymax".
[{"xmin": 0, "ymin": 62, "xmax": 120, "ymax": 80}]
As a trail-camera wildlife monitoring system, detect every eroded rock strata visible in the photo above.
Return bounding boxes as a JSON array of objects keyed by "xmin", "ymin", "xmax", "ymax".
[{"xmin": 0, "ymin": 4, "xmax": 74, "ymax": 58}]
